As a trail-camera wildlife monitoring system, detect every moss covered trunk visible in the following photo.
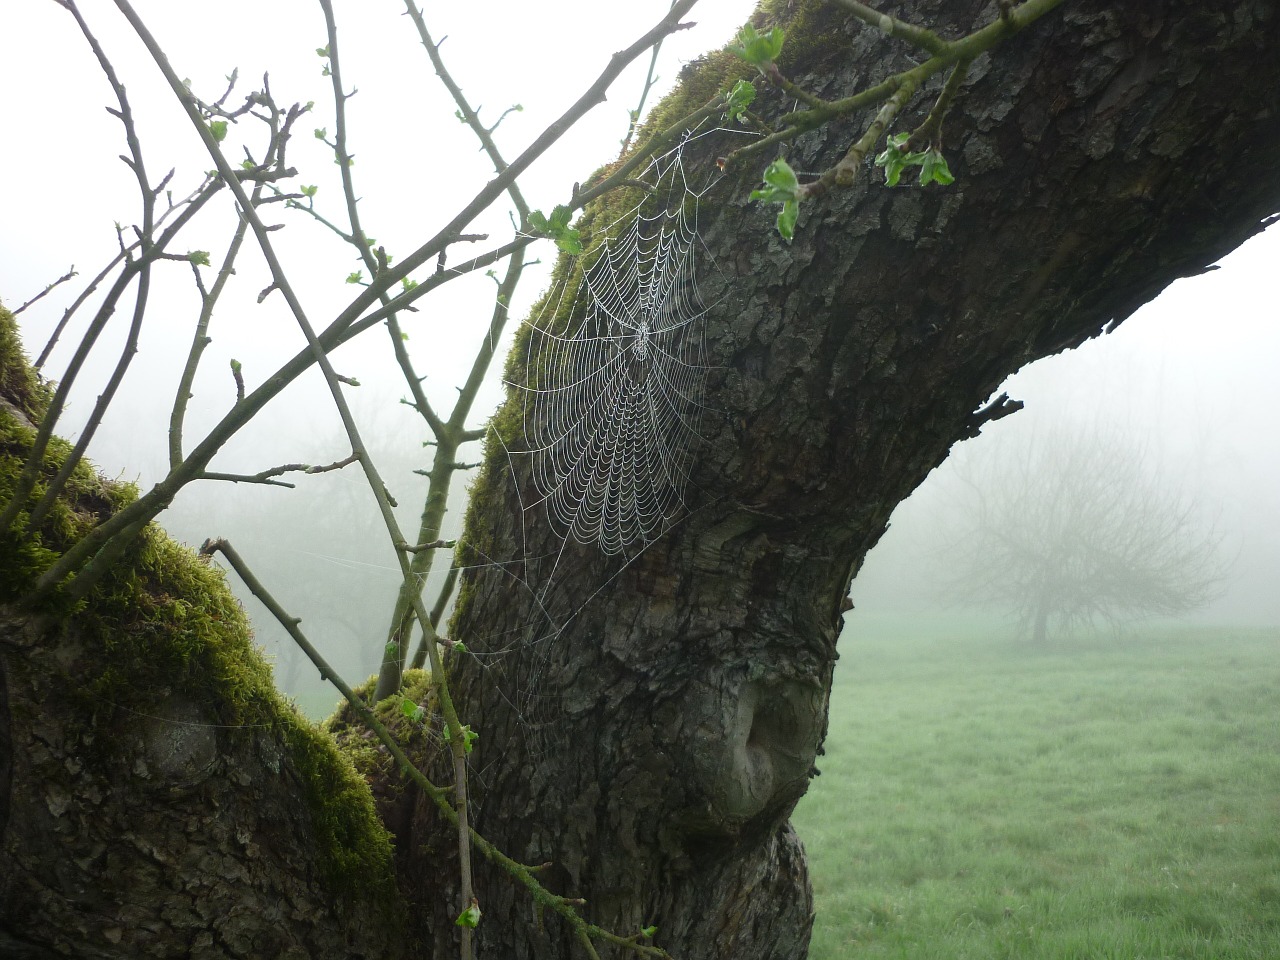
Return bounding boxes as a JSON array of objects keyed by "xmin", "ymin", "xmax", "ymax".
[
  {"xmin": 0, "ymin": 305, "xmax": 408, "ymax": 957},
  {"xmin": 3, "ymin": 1, "xmax": 1280, "ymax": 959},
  {"xmin": 410, "ymin": 1, "xmax": 1280, "ymax": 957}
]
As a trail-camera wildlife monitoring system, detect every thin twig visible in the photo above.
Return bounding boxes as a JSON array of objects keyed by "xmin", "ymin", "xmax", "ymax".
[
  {"xmin": 724, "ymin": 0, "xmax": 1064, "ymax": 176},
  {"xmin": 12, "ymin": 266, "xmax": 78, "ymax": 318},
  {"xmin": 905, "ymin": 57, "xmax": 972, "ymax": 150},
  {"xmin": 197, "ymin": 453, "xmax": 359, "ymax": 487},
  {"xmin": 402, "ymin": 539, "xmax": 456, "ymax": 553},
  {"xmin": 170, "ymin": 202, "xmax": 256, "ymax": 468},
  {"xmin": 620, "ymin": 0, "xmax": 678, "ymax": 153},
  {"xmin": 19, "ymin": 0, "xmax": 157, "ymax": 535},
  {"xmin": 410, "ymin": 563, "xmax": 459, "ymax": 670},
  {"xmin": 0, "ymin": 176, "xmax": 220, "ymax": 536}
]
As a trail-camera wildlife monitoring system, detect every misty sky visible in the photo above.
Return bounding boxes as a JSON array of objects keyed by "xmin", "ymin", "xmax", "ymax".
[{"xmin": 1, "ymin": 1, "xmax": 1275, "ymax": 691}]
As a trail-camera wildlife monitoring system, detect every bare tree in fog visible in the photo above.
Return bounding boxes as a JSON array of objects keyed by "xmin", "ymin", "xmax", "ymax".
[{"xmin": 941, "ymin": 425, "xmax": 1227, "ymax": 643}]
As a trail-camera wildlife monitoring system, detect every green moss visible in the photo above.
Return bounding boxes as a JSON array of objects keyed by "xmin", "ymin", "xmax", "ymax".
[
  {"xmin": 283, "ymin": 714, "xmax": 399, "ymax": 902},
  {"xmin": 0, "ymin": 304, "xmax": 400, "ymax": 909},
  {"xmin": 0, "ymin": 327, "xmax": 127, "ymax": 601},
  {"xmin": 326, "ymin": 668, "xmax": 438, "ymax": 790},
  {"xmin": 0, "ymin": 303, "xmax": 52, "ymax": 422},
  {"xmin": 758, "ymin": 0, "xmax": 852, "ymax": 76}
]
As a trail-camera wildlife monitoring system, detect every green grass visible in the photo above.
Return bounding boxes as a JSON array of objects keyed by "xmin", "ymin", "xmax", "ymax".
[{"xmin": 794, "ymin": 616, "xmax": 1280, "ymax": 960}]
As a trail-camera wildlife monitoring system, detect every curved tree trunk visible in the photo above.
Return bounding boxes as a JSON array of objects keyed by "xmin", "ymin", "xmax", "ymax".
[
  {"xmin": 414, "ymin": 1, "xmax": 1280, "ymax": 957},
  {"xmin": 2, "ymin": 1, "xmax": 1279, "ymax": 958}
]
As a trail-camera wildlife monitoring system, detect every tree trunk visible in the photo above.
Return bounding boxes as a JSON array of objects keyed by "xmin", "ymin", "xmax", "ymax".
[
  {"xmin": 1032, "ymin": 599, "xmax": 1050, "ymax": 644},
  {"xmin": 3, "ymin": 1, "xmax": 1279, "ymax": 958},
  {"xmin": 419, "ymin": 2, "xmax": 1280, "ymax": 956}
]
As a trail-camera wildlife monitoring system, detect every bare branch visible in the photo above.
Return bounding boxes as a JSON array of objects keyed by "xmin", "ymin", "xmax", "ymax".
[
  {"xmin": 401, "ymin": 539, "xmax": 456, "ymax": 553},
  {"xmin": 197, "ymin": 454, "xmax": 359, "ymax": 487},
  {"xmin": 12, "ymin": 266, "xmax": 78, "ymax": 319},
  {"xmin": 170, "ymin": 204, "xmax": 255, "ymax": 468}
]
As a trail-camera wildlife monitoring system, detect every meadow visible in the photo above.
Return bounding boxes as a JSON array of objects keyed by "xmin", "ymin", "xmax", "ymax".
[{"xmin": 792, "ymin": 616, "xmax": 1280, "ymax": 960}]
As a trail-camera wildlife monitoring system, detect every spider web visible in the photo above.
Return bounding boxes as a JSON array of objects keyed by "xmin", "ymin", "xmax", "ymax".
[{"xmin": 513, "ymin": 132, "xmax": 720, "ymax": 558}]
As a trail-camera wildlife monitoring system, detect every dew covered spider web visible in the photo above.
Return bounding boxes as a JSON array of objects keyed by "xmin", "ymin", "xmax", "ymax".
[
  {"xmin": 437, "ymin": 125, "xmax": 759, "ymax": 788},
  {"xmin": 512, "ymin": 128, "xmax": 724, "ymax": 562}
]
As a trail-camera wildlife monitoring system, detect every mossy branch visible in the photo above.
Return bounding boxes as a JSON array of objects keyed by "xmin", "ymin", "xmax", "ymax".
[
  {"xmin": 724, "ymin": 0, "xmax": 1065, "ymax": 187},
  {"xmin": 905, "ymin": 56, "xmax": 972, "ymax": 150},
  {"xmin": 827, "ymin": 0, "xmax": 951, "ymax": 55}
]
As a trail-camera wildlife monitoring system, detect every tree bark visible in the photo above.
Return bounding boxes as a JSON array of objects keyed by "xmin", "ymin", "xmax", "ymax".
[
  {"xmin": 2, "ymin": 1, "xmax": 1279, "ymax": 958},
  {"xmin": 418, "ymin": 1, "xmax": 1280, "ymax": 957},
  {"xmin": 0, "ymin": 616, "xmax": 411, "ymax": 960}
]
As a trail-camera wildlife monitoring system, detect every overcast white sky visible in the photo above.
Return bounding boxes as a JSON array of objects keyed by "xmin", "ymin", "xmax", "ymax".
[{"xmin": 2, "ymin": 1, "xmax": 1277, "ymax": 634}]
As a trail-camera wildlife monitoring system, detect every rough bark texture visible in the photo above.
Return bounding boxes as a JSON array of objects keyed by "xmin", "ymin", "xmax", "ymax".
[
  {"xmin": 0, "ymin": 310, "xmax": 409, "ymax": 958},
  {"xmin": 0, "ymin": 617, "xmax": 404, "ymax": 960},
  {"xmin": 421, "ymin": 1, "xmax": 1280, "ymax": 957},
  {"xmin": 2, "ymin": 1, "xmax": 1279, "ymax": 958}
]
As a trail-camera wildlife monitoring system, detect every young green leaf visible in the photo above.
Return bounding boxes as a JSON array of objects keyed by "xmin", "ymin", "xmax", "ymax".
[
  {"xmin": 528, "ymin": 207, "xmax": 582, "ymax": 255},
  {"xmin": 729, "ymin": 24, "xmax": 786, "ymax": 69},
  {"xmin": 442, "ymin": 724, "xmax": 479, "ymax": 753},
  {"xmin": 187, "ymin": 250, "xmax": 211, "ymax": 267},
  {"xmin": 549, "ymin": 205, "xmax": 572, "ymax": 231},
  {"xmin": 875, "ymin": 134, "xmax": 955, "ymax": 188},
  {"xmin": 776, "ymin": 199, "xmax": 799, "ymax": 241},
  {"xmin": 208, "ymin": 120, "xmax": 228, "ymax": 143},
  {"xmin": 749, "ymin": 156, "xmax": 800, "ymax": 204},
  {"xmin": 455, "ymin": 900, "xmax": 482, "ymax": 929},
  {"xmin": 723, "ymin": 79, "xmax": 757, "ymax": 123},
  {"xmin": 345, "ymin": 271, "xmax": 363, "ymax": 285},
  {"xmin": 554, "ymin": 230, "xmax": 583, "ymax": 256},
  {"xmin": 918, "ymin": 148, "xmax": 955, "ymax": 186},
  {"xmin": 300, "ymin": 184, "xmax": 318, "ymax": 198},
  {"xmin": 749, "ymin": 158, "xmax": 803, "ymax": 241},
  {"xmin": 874, "ymin": 132, "xmax": 910, "ymax": 186},
  {"xmin": 641, "ymin": 925, "xmax": 658, "ymax": 939}
]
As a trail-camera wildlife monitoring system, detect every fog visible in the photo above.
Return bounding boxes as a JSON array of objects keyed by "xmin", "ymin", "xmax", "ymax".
[
  {"xmin": 853, "ymin": 225, "xmax": 1280, "ymax": 630},
  {"xmin": 2, "ymin": 2, "xmax": 1277, "ymax": 709}
]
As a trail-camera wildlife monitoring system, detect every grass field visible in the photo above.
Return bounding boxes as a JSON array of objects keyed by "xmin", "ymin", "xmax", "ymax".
[{"xmin": 792, "ymin": 616, "xmax": 1280, "ymax": 960}]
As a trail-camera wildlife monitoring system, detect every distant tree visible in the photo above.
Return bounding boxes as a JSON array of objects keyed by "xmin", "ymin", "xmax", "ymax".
[{"xmin": 940, "ymin": 425, "xmax": 1226, "ymax": 642}]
